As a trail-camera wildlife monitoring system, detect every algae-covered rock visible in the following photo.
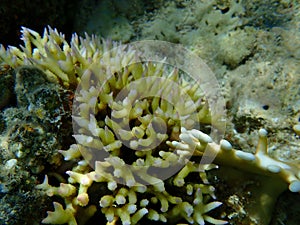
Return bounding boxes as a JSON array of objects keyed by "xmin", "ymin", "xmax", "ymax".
[
  {"xmin": 217, "ymin": 28, "xmax": 256, "ymax": 69},
  {"xmin": 0, "ymin": 65, "xmax": 15, "ymax": 110},
  {"xmin": 0, "ymin": 66, "xmax": 73, "ymax": 224}
]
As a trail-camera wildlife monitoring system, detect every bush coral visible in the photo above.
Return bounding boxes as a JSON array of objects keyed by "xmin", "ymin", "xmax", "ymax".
[{"xmin": 0, "ymin": 27, "xmax": 299, "ymax": 225}]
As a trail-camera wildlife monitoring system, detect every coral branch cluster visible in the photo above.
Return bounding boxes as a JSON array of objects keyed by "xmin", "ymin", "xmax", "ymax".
[{"xmin": 1, "ymin": 27, "xmax": 299, "ymax": 225}]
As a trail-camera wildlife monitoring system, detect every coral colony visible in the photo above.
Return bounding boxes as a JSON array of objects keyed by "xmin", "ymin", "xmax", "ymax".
[{"xmin": 0, "ymin": 27, "xmax": 300, "ymax": 225}]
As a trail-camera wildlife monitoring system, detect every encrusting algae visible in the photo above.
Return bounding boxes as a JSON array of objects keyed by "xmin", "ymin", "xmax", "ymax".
[{"xmin": 0, "ymin": 26, "xmax": 299, "ymax": 225}]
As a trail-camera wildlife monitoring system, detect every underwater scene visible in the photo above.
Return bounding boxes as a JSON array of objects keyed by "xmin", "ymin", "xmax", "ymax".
[{"xmin": 0, "ymin": 0, "xmax": 299, "ymax": 224}]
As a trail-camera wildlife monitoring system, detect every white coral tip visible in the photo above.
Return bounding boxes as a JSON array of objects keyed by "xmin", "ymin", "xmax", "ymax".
[
  {"xmin": 220, "ymin": 139, "xmax": 232, "ymax": 151},
  {"xmin": 258, "ymin": 128, "xmax": 268, "ymax": 137},
  {"xmin": 289, "ymin": 180, "xmax": 300, "ymax": 192}
]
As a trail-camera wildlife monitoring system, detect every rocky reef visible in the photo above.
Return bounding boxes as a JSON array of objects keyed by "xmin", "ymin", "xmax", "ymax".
[{"xmin": 0, "ymin": 0, "xmax": 299, "ymax": 225}]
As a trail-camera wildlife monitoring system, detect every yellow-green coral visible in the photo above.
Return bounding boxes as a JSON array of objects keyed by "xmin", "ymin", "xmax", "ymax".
[{"xmin": 1, "ymin": 27, "xmax": 299, "ymax": 225}]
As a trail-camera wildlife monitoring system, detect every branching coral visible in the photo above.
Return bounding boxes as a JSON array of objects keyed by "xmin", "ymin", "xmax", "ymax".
[{"xmin": 1, "ymin": 27, "xmax": 299, "ymax": 225}]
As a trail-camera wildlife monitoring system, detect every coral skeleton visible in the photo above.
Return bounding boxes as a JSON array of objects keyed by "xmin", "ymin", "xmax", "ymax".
[{"xmin": 1, "ymin": 27, "xmax": 299, "ymax": 225}]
